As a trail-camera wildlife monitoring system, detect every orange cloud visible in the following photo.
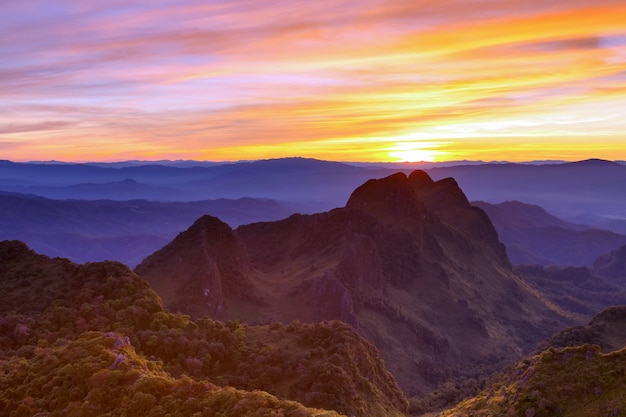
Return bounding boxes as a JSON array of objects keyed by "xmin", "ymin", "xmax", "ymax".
[{"xmin": 2, "ymin": 1, "xmax": 626, "ymax": 162}]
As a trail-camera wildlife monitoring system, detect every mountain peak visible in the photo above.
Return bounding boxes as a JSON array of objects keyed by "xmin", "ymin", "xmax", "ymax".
[
  {"xmin": 137, "ymin": 171, "xmax": 569, "ymax": 396},
  {"xmin": 565, "ymin": 158, "xmax": 618, "ymax": 167},
  {"xmin": 407, "ymin": 169, "xmax": 435, "ymax": 188},
  {"xmin": 410, "ymin": 174, "xmax": 470, "ymax": 209},
  {"xmin": 135, "ymin": 214, "xmax": 257, "ymax": 318},
  {"xmin": 345, "ymin": 172, "xmax": 426, "ymax": 222}
]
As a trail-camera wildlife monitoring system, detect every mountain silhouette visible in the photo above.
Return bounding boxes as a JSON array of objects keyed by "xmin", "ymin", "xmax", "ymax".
[
  {"xmin": 593, "ymin": 244, "xmax": 626, "ymax": 284},
  {"xmin": 427, "ymin": 160, "xmax": 626, "ymax": 231},
  {"xmin": 0, "ymin": 191, "xmax": 311, "ymax": 266},
  {"xmin": 137, "ymin": 171, "xmax": 572, "ymax": 396},
  {"xmin": 475, "ymin": 200, "xmax": 626, "ymax": 266}
]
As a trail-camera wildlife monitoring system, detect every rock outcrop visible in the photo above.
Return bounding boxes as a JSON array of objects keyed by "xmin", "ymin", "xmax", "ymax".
[{"xmin": 137, "ymin": 171, "xmax": 571, "ymax": 395}]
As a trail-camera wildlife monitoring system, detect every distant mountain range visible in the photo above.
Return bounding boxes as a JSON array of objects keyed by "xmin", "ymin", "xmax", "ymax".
[
  {"xmin": 3, "ymin": 156, "xmax": 626, "ymax": 223},
  {"xmin": 3, "ymin": 156, "xmax": 626, "ymax": 265},
  {"xmin": 2, "ymin": 156, "xmax": 626, "ymax": 276},
  {"xmin": 427, "ymin": 159, "xmax": 626, "ymax": 231},
  {"xmin": 0, "ymin": 191, "xmax": 317, "ymax": 267},
  {"xmin": 2, "ymin": 158, "xmax": 626, "ymax": 222},
  {"xmin": 475, "ymin": 200, "xmax": 626, "ymax": 266},
  {"xmin": 0, "ymin": 158, "xmax": 392, "ymax": 207}
]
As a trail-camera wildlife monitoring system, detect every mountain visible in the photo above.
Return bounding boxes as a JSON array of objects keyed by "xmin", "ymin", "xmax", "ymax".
[
  {"xmin": 136, "ymin": 170, "xmax": 572, "ymax": 397},
  {"xmin": 0, "ymin": 240, "xmax": 408, "ymax": 417},
  {"xmin": 3, "ymin": 157, "xmax": 626, "ymax": 219},
  {"xmin": 509, "ymin": 241, "xmax": 626, "ymax": 331},
  {"xmin": 593, "ymin": 244, "xmax": 626, "ymax": 285},
  {"xmin": 0, "ymin": 191, "xmax": 312, "ymax": 267},
  {"xmin": 474, "ymin": 200, "xmax": 626, "ymax": 266},
  {"xmin": 567, "ymin": 213, "xmax": 626, "ymax": 235},
  {"xmin": 426, "ymin": 159, "xmax": 626, "ymax": 234},
  {"xmin": 0, "ymin": 158, "xmax": 394, "ymax": 206},
  {"xmin": 439, "ymin": 306, "xmax": 626, "ymax": 417},
  {"xmin": 439, "ymin": 343, "xmax": 626, "ymax": 417},
  {"xmin": 534, "ymin": 306, "xmax": 626, "ymax": 354},
  {"xmin": 14, "ymin": 178, "xmax": 199, "ymax": 201},
  {"xmin": 514, "ymin": 265, "xmax": 626, "ymax": 317},
  {"xmin": 135, "ymin": 215, "xmax": 260, "ymax": 319},
  {"xmin": 3, "ymin": 157, "xmax": 626, "ymax": 237}
]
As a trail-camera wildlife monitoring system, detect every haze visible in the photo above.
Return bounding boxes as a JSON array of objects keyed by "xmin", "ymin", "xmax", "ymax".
[{"xmin": 3, "ymin": 0, "xmax": 626, "ymax": 163}]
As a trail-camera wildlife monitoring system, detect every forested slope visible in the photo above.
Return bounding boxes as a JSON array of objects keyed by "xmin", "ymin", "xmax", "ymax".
[{"xmin": 0, "ymin": 241, "xmax": 407, "ymax": 417}]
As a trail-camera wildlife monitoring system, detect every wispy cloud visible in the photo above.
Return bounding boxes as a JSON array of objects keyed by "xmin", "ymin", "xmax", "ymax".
[{"xmin": 2, "ymin": 0, "xmax": 626, "ymax": 161}]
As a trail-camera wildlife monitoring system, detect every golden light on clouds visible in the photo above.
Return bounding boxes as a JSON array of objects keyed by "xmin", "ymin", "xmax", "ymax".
[{"xmin": 2, "ymin": 1, "xmax": 626, "ymax": 162}]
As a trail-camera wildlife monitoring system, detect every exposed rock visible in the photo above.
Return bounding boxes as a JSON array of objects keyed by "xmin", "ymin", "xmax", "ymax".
[
  {"xmin": 135, "ymin": 215, "xmax": 258, "ymax": 318},
  {"xmin": 137, "ymin": 171, "xmax": 571, "ymax": 396}
]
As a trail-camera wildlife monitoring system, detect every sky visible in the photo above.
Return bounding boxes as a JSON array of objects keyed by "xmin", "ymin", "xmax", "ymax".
[{"xmin": 2, "ymin": 0, "xmax": 626, "ymax": 163}]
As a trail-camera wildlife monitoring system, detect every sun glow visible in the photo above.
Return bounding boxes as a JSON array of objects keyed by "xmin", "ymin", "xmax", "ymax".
[
  {"xmin": 3, "ymin": 1, "xmax": 626, "ymax": 162},
  {"xmin": 387, "ymin": 141, "xmax": 449, "ymax": 162}
]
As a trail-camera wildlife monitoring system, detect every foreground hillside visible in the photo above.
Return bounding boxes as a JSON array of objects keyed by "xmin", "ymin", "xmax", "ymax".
[
  {"xmin": 137, "ymin": 170, "xmax": 572, "ymax": 397},
  {"xmin": 534, "ymin": 306, "xmax": 626, "ymax": 354},
  {"xmin": 439, "ymin": 344, "xmax": 626, "ymax": 417},
  {"xmin": 440, "ymin": 307, "xmax": 626, "ymax": 417},
  {"xmin": 0, "ymin": 241, "xmax": 408, "ymax": 417}
]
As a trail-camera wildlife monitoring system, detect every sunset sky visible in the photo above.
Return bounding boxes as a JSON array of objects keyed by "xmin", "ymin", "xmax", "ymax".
[{"xmin": 2, "ymin": 0, "xmax": 626, "ymax": 162}]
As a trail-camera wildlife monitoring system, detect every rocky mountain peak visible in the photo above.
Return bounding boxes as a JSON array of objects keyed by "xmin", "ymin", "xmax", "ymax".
[
  {"xmin": 406, "ymin": 171, "xmax": 507, "ymax": 263},
  {"xmin": 137, "ymin": 172, "xmax": 569, "ymax": 396},
  {"xmin": 345, "ymin": 172, "xmax": 426, "ymax": 223},
  {"xmin": 407, "ymin": 169, "xmax": 435, "ymax": 188},
  {"xmin": 135, "ymin": 215, "xmax": 256, "ymax": 318}
]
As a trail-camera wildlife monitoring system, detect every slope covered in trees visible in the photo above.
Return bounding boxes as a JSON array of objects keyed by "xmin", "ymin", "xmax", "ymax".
[
  {"xmin": 439, "ymin": 344, "xmax": 626, "ymax": 417},
  {"xmin": 0, "ymin": 241, "xmax": 408, "ymax": 417},
  {"xmin": 437, "ymin": 306, "xmax": 626, "ymax": 417}
]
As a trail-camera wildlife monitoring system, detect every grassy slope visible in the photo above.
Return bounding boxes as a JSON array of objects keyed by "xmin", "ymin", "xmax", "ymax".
[{"xmin": 438, "ymin": 344, "xmax": 626, "ymax": 417}]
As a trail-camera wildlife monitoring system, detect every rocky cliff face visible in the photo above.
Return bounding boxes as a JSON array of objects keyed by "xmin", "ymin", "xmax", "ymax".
[
  {"xmin": 137, "ymin": 171, "xmax": 571, "ymax": 396},
  {"xmin": 135, "ymin": 215, "xmax": 258, "ymax": 318}
]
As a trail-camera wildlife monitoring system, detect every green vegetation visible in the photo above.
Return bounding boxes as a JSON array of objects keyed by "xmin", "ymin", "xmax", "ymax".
[
  {"xmin": 438, "ymin": 344, "xmax": 626, "ymax": 417},
  {"xmin": 0, "ymin": 241, "xmax": 408, "ymax": 417}
]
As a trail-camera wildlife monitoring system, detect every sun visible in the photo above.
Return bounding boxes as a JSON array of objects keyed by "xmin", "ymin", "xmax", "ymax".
[
  {"xmin": 387, "ymin": 142, "xmax": 447, "ymax": 162},
  {"xmin": 389, "ymin": 149, "xmax": 437, "ymax": 162}
]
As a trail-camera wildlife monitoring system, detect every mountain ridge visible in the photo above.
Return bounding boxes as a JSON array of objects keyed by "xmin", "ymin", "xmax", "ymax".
[
  {"xmin": 474, "ymin": 200, "xmax": 626, "ymax": 266},
  {"xmin": 0, "ymin": 191, "xmax": 317, "ymax": 266},
  {"xmin": 136, "ymin": 170, "xmax": 572, "ymax": 397}
]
